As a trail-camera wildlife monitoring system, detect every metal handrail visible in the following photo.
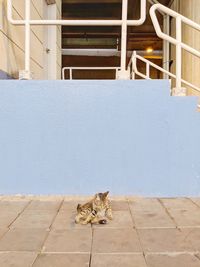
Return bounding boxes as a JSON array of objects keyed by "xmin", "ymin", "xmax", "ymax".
[
  {"xmin": 150, "ymin": 3, "xmax": 200, "ymax": 93},
  {"xmin": 128, "ymin": 51, "xmax": 200, "ymax": 93},
  {"xmin": 62, "ymin": 67, "xmax": 120, "ymax": 80},
  {"xmin": 7, "ymin": 0, "xmax": 146, "ymax": 79}
]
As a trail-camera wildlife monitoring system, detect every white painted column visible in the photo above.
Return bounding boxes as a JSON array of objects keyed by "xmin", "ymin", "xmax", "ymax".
[{"xmin": 44, "ymin": 3, "xmax": 58, "ymax": 80}]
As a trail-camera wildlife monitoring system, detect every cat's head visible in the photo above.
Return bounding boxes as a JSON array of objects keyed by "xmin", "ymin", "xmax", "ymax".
[{"xmin": 94, "ymin": 191, "xmax": 109, "ymax": 206}]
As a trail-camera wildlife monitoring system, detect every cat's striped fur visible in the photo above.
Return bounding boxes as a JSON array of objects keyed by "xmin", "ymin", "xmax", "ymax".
[{"xmin": 75, "ymin": 191, "xmax": 113, "ymax": 225}]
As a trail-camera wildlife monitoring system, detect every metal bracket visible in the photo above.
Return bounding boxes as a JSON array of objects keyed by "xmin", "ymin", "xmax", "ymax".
[
  {"xmin": 172, "ymin": 87, "xmax": 187, "ymax": 96},
  {"xmin": 19, "ymin": 70, "xmax": 33, "ymax": 80},
  {"xmin": 116, "ymin": 69, "xmax": 130, "ymax": 80}
]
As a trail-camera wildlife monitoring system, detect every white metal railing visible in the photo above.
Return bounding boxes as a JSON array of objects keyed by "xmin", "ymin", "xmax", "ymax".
[
  {"xmin": 62, "ymin": 67, "xmax": 120, "ymax": 80},
  {"xmin": 150, "ymin": 3, "xmax": 200, "ymax": 94},
  {"xmin": 128, "ymin": 51, "xmax": 200, "ymax": 94},
  {"xmin": 7, "ymin": 0, "xmax": 146, "ymax": 79}
]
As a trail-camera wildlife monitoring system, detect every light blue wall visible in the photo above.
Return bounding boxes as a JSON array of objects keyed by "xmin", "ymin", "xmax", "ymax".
[{"xmin": 0, "ymin": 80, "xmax": 200, "ymax": 196}]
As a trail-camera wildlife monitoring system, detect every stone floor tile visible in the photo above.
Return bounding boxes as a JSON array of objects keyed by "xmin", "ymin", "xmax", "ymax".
[
  {"xmin": 25, "ymin": 200, "xmax": 62, "ymax": 212},
  {"xmin": 0, "ymin": 201, "xmax": 29, "ymax": 213},
  {"xmin": 138, "ymin": 228, "xmax": 194, "ymax": 253},
  {"xmin": 92, "ymin": 228, "xmax": 142, "ymax": 253},
  {"xmin": 146, "ymin": 254, "xmax": 200, "ymax": 267},
  {"xmin": 93, "ymin": 211, "xmax": 134, "ymax": 228},
  {"xmin": 181, "ymin": 228, "xmax": 200, "ymax": 251},
  {"xmin": 43, "ymin": 229, "xmax": 92, "ymax": 252},
  {"xmin": 0, "ymin": 212, "xmax": 20, "ymax": 228},
  {"xmin": 131, "ymin": 209, "xmax": 175, "ymax": 228},
  {"xmin": 10, "ymin": 212, "xmax": 56, "ymax": 229},
  {"xmin": 91, "ymin": 253, "xmax": 147, "ymax": 267},
  {"xmin": 129, "ymin": 198, "xmax": 163, "ymax": 212},
  {"xmin": 160, "ymin": 198, "xmax": 198, "ymax": 211},
  {"xmin": 168, "ymin": 209, "xmax": 200, "ymax": 227},
  {"xmin": 33, "ymin": 253, "xmax": 90, "ymax": 267},
  {"xmin": 111, "ymin": 201, "xmax": 129, "ymax": 211},
  {"xmin": 51, "ymin": 210, "xmax": 91, "ymax": 229},
  {"xmin": 0, "ymin": 252, "xmax": 37, "ymax": 267},
  {"xmin": 0, "ymin": 228, "xmax": 48, "ymax": 251}
]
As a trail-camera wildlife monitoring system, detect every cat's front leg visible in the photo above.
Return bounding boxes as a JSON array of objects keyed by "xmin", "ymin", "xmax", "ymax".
[
  {"xmin": 81, "ymin": 210, "xmax": 97, "ymax": 224},
  {"xmin": 106, "ymin": 208, "xmax": 113, "ymax": 220}
]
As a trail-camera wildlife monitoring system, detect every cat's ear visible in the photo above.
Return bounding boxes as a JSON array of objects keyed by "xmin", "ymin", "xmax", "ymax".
[{"xmin": 103, "ymin": 191, "xmax": 109, "ymax": 199}]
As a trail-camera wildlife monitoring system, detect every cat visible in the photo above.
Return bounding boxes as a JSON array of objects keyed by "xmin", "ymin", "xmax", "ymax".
[{"xmin": 75, "ymin": 191, "xmax": 113, "ymax": 225}]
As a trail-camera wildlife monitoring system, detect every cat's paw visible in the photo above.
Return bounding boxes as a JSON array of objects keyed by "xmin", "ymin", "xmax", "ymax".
[{"xmin": 106, "ymin": 213, "xmax": 113, "ymax": 220}]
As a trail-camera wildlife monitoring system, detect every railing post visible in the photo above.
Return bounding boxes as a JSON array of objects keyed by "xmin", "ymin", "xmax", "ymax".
[
  {"xmin": 173, "ymin": 16, "xmax": 186, "ymax": 95},
  {"xmin": 163, "ymin": 14, "xmax": 170, "ymax": 79},
  {"xmin": 146, "ymin": 62, "xmax": 150, "ymax": 79},
  {"xmin": 19, "ymin": 0, "xmax": 32, "ymax": 79},
  {"xmin": 69, "ymin": 69, "xmax": 72, "ymax": 80},
  {"xmin": 131, "ymin": 51, "xmax": 137, "ymax": 79},
  {"xmin": 116, "ymin": 0, "xmax": 130, "ymax": 80}
]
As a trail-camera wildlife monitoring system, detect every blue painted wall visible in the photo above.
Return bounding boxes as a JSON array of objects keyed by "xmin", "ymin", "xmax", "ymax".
[{"xmin": 0, "ymin": 80, "xmax": 200, "ymax": 196}]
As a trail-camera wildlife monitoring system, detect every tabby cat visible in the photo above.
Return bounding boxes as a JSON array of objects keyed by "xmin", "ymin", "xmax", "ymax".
[{"xmin": 75, "ymin": 191, "xmax": 113, "ymax": 225}]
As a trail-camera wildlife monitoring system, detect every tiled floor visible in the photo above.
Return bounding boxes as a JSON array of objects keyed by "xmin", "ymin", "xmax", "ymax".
[{"xmin": 0, "ymin": 196, "xmax": 200, "ymax": 266}]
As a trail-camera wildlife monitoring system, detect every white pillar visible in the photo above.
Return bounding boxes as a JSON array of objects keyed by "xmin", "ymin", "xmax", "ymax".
[{"xmin": 44, "ymin": 3, "xmax": 59, "ymax": 79}]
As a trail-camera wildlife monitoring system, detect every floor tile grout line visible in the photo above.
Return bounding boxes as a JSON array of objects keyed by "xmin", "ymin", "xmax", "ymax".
[
  {"xmin": 89, "ymin": 227, "xmax": 94, "ymax": 267},
  {"xmin": 157, "ymin": 198, "xmax": 179, "ymax": 230},
  {"xmin": 31, "ymin": 198, "xmax": 65, "ymax": 266},
  {"xmin": 194, "ymin": 253, "xmax": 200, "ymax": 262},
  {"xmin": 127, "ymin": 200, "xmax": 147, "ymax": 264},
  {"xmin": 7, "ymin": 200, "xmax": 33, "ymax": 228},
  {"xmin": 187, "ymin": 198, "xmax": 200, "ymax": 209}
]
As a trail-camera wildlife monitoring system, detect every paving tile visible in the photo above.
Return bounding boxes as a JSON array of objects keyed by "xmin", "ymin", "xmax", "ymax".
[
  {"xmin": 111, "ymin": 201, "xmax": 130, "ymax": 211},
  {"xmin": 0, "ymin": 200, "xmax": 29, "ymax": 213},
  {"xmin": 0, "ymin": 252, "xmax": 37, "ymax": 267},
  {"xmin": 146, "ymin": 254, "xmax": 200, "ymax": 267},
  {"xmin": 93, "ymin": 211, "xmax": 134, "ymax": 228},
  {"xmin": 43, "ymin": 229, "xmax": 92, "ymax": 252},
  {"xmin": 138, "ymin": 228, "xmax": 194, "ymax": 253},
  {"xmin": 182, "ymin": 228, "xmax": 200, "ymax": 251},
  {"xmin": 51, "ymin": 210, "xmax": 91, "ymax": 229},
  {"xmin": 25, "ymin": 200, "xmax": 62, "ymax": 212},
  {"xmin": 0, "ymin": 212, "xmax": 20, "ymax": 228},
  {"xmin": 129, "ymin": 198, "xmax": 163, "ymax": 212},
  {"xmin": 168, "ymin": 209, "xmax": 200, "ymax": 227},
  {"xmin": 0, "ymin": 228, "xmax": 48, "ymax": 251},
  {"xmin": 33, "ymin": 253, "xmax": 90, "ymax": 267},
  {"xmin": 131, "ymin": 209, "xmax": 175, "ymax": 228},
  {"xmin": 92, "ymin": 228, "xmax": 142, "ymax": 253},
  {"xmin": 10, "ymin": 212, "xmax": 56, "ymax": 229},
  {"xmin": 91, "ymin": 253, "xmax": 147, "ymax": 267},
  {"xmin": 160, "ymin": 198, "xmax": 198, "ymax": 211}
]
